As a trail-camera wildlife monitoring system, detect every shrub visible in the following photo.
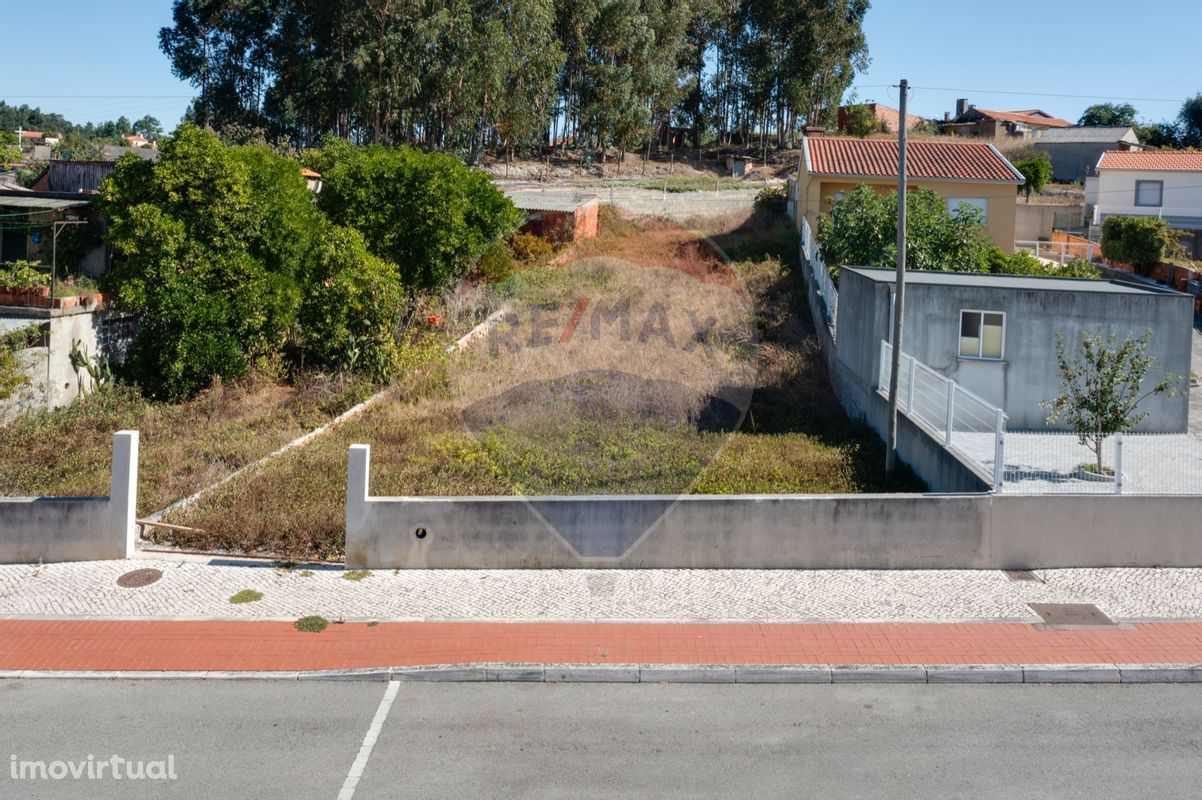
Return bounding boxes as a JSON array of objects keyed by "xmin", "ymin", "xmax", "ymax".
[
  {"xmin": 0, "ymin": 261, "xmax": 48, "ymax": 287},
  {"xmin": 839, "ymin": 104, "xmax": 882, "ymax": 137},
  {"xmin": 754, "ymin": 184, "xmax": 788, "ymax": 214},
  {"xmin": 1101, "ymin": 216, "xmax": 1172, "ymax": 272},
  {"xmin": 477, "ymin": 241, "xmax": 515, "ymax": 282},
  {"xmin": 0, "ymin": 348, "xmax": 29, "ymax": 401},
  {"xmin": 297, "ymin": 225, "xmax": 404, "ymax": 380},
  {"xmin": 316, "ymin": 141, "xmax": 523, "ymax": 293},
  {"xmin": 818, "ymin": 185, "xmax": 992, "ymax": 274},
  {"xmin": 988, "ymin": 248, "xmax": 1101, "ymax": 279},
  {"xmin": 508, "ymin": 232, "xmax": 554, "ymax": 264}
]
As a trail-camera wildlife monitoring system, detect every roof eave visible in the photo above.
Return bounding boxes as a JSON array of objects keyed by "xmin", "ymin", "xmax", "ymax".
[{"xmin": 808, "ymin": 171, "xmax": 1022, "ymax": 186}]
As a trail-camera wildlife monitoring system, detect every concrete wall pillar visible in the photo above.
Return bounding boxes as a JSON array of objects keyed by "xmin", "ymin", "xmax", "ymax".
[
  {"xmin": 345, "ymin": 444, "xmax": 371, "ymax": 567},
  {"xmin": 110, "ymin": 430, "xmax": 139, "ymax": 558}
]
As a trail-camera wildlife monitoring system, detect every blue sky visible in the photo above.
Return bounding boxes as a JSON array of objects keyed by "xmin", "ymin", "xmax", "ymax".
[
  {"xmin": 854, "ymin": 0, "xmax": 1202, "ymax": 123},
  {"xmin": 2, "ymin": 0, "xmax": 1201, "ymax": 129}
]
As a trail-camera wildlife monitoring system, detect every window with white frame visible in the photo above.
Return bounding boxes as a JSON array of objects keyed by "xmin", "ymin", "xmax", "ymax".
[
  {"xmin": 959, "ymin": 310, "xmax": 1005, "ymax": 360},
  {"xmin": 947, "ymin": 197, "xmax": 988, "ymax": 223},
  {"xmin": 1134, "ymin": 180, "xmax": 1163, "ymax": 207}
]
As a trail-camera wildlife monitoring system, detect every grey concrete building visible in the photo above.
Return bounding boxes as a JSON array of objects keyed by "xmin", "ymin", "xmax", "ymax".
[
  {"xmin": 836, "ymin": 268, "xmax": 1193, "ymax": 431},
  {"xmin": 1033, "ymin": 126, "xmax": 1141, "ymax": 183}
]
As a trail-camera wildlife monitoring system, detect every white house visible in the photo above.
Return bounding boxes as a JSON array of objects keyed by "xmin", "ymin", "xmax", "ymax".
[{"xmin": 1091, "ymin": 150, "xmax": 1202, "ymax": 232}]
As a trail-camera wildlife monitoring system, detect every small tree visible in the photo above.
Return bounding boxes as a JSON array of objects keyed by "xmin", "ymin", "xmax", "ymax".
[
  {"xmin": 1013, "ymin": 153, "xmax": 1052, "ymax": 199},
  {"xmin": 840, "ymin": 104, "xmax": 881, "ymax": 137},
  {"xmin": 1043, "ymin": 330, "xmax": 1182, "ymax": 474},
  {"xmin": 818, "ymin": 185, "xmax": 993, "ymax": 274},
  {"xmin": 0, "ymin": 130, "xmax": 20, "ymax": 165},
  {"xmin": 1100, "ymin": 216, "xmax": 1172, "ymax": 274}
]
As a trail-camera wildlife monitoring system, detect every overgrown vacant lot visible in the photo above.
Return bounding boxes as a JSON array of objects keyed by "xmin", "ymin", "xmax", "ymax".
[
  {"xmin": 161, "ymin": 208, "xmax": 922, "ymax": 560},
  {"xmin": 0, "ymin": 374, "xmax": 375, "ymax": 516}
]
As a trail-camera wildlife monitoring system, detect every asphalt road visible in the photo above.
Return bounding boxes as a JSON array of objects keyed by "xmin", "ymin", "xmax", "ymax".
[{"xmin": 2, "ymin": 680, "xmax": 1201, "ymax": 799}]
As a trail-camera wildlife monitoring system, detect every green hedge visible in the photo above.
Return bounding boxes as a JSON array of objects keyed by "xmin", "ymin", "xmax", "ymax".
[{"xmin": 1101, "ymin": 216, "xmax": 1171, "ymax": 269}]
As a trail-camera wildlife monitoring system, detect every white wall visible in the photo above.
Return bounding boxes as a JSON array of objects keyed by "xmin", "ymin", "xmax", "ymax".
[
  {"xmin": 0, "ymin": 306, "xmax": 135, "ymax": 422},
  {"xmin": 344, "ymin": 444, "xmax": 1202, "ymax": 569},
  {"xmin": 0, "ymin": 431, "xmax": 139, "ymax": 563},
  {"xmin": 1094, "ymin": 168, "xmax": 1202, "ymax": 222}
]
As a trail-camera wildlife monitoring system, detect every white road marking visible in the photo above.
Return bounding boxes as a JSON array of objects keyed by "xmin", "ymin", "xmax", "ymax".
[{"xmin": 337, "ymin": 680, "xmax": 400, "ymax": 799}]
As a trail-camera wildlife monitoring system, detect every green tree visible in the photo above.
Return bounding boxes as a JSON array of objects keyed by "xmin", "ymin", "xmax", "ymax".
[
  {"xmin": 97, "ymin": 123, "xmax": 319, "ymax": 400},
  {"xmin": 1178, "ymin": 93, "xmax": 1202, "ymax": 148},
  {"xmin": 839, "ymin": 104, "xmax": 880, "ymax": 137},
  {"xmin": 0, "ymin": 130, "xmax": 20, "ymax": 165},
  {"xmin": 1100, "ymin": 216, "xmax": 1172, "ymax": 274},
  {"xmin": 132, "ymin": 115, "xmax": 163, "ymax": 141},
  {"xmin": 1043, "ymin": 330, "xmax": 1182, "ymax": 474},
  {"xmin": 1137, "ymin": 120, "xmax": 1180, "ymax": 149},
  {"xmin": 817, "ymin": 185, "xmax": 994, "ymax": 275},
  {"xmin": 1013, "ymin": 152, "xmax": 1052, "ymax": 199},
  {"xmin": 315, "ymin": 142, "xmax": 523, "ymax": 293},
  {"xmin": 1077, "ymin": 103, "xmax": 1137, "ymax": 127}
]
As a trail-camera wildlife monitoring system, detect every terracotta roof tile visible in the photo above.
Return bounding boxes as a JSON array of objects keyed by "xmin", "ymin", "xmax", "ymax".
[
  {"xmin": 1097, "ymin": 150, "xmax": 1202, "ymax": 172},
  {"xmin": 805, "ymin": 136, "xmax": 1023, "ymax": 183},
  {"xmin": 972, "ymin": 109, "xmax": 1072, "ymax": 127}
]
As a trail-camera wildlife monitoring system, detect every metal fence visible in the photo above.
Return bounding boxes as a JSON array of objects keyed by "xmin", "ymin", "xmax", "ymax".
[
  {"xmin": 878, "ymin": 339, "xmax": 1202, "ymax": 495},
  {"xmin": 878, "ymin": 340, "xmax": 1005, "ymax": 489},
  {"xmin": 800, "ymin": 216, "xmax": 837, "ymax": 328},
  {"xmin": 996, "ymin": 432, "xmax": 1202, "ymax": 495}
]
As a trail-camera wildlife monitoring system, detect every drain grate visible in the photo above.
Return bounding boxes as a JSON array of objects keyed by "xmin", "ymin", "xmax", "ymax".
[
  {"xmin": 1028, "ymin": 603, "xmax": 1116, "ymax": 628},
  {"xmin": 1005, "ymin": 570, "xmax": 1039, "ymax": 582},
  {"xmin": 116, "ymin": 568, "xmax": 163, "ymax": 589}
]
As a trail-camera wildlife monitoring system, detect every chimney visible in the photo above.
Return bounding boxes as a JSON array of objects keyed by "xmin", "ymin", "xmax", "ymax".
[
  {"xmin": 955, "ymin": 98, "xmax": 969, "ymax": 118},
  {"xmin": 803, "ymin": 125, "xmax": 826, "ymax": 137}
]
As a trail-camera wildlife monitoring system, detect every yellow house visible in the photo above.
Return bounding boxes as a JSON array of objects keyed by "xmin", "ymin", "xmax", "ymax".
[{"xmin": 794, "ymin": 136, "xmax": 1023, "ymax": 252}]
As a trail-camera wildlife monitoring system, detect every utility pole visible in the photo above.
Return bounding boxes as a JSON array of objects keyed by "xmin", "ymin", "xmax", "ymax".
[{"xmin": 885, "ymin": 78, "xmax": 909, "ymax": 478}]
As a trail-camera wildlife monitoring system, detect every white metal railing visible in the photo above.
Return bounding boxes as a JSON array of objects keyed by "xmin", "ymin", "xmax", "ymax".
[
  {"xmin": 878, "ymin": 340, "xmax": 1202, "ymax": 495},
  {"xmin": 801, "ymin": 217, "xmax": 837, "ymax": 328},
  {"xmin": 879, "ymin": 340, "xmax": 1006, "ymax": 490},
  {"xmin": 1014, "ymin": 240, "xmax": 1099, "ymax": 264}
]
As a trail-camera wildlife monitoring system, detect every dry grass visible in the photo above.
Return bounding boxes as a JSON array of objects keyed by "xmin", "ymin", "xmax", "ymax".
[
  {"xmin": 0, "ymin": 371, "xmax": 376, "ymax": 516},
  {"xmin": 159, "ymin": 208, "xmax": 922, "ymax": 561}
]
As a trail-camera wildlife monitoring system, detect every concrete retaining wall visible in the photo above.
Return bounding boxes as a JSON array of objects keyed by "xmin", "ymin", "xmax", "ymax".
[
  {"xmin": 0, "ymin": 431, "xmax": 138, "ymax": 563},
  {"xmin": 344, "ymin": 443, "xmax": 1202, "ymax": 569},
  {"xmin": 802, "ymin": 258, "xmax": 990, "ymax": 493}
]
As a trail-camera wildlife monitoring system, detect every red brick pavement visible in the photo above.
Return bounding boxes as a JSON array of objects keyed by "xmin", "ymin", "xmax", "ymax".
[{"xmin": 2, "ymin": 620, "xmax": 1202, "ymax": 671}]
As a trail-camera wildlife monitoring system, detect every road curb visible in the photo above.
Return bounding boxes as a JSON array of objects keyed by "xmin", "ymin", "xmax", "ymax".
[{"xmin": 4, "ymin": 663, "xmax": 1202, "ymax": 684}]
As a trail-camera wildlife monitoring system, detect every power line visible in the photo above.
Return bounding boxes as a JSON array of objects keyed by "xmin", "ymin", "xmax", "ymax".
[
  {"xmin": 1142, "ymin": 63, "xmax": 1202, "ymax": 96},
  {"xmin": 2, "ymin": 94, "xmax": 192, "ymax": 100},
  {"xmin": 852, "ymin": 84, "xmax": 1184, "ymax": 104}
]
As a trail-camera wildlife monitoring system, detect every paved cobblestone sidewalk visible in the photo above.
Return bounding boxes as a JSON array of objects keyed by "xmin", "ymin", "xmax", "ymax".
[{"xmin": 3, "ymin": 559, "xmax": 1202, "ymax": 621}]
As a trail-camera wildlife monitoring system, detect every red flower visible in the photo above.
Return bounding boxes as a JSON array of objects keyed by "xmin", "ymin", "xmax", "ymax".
[{"xmin": 426, "ymin": 314, "xmax": 442, "ymax": 326}]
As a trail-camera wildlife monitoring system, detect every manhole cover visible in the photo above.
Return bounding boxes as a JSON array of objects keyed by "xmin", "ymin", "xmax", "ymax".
[
  {"xmin": 1005, "ymin": 570, "xmax": 1039, "ymax": 582},
  {"xmin": 116, "ymin": 568, "xmax": 163, "ymax": 589},
  {"xmin": 1028, "ymin": 603, "xmax": 1115, "ymax": 628}
]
